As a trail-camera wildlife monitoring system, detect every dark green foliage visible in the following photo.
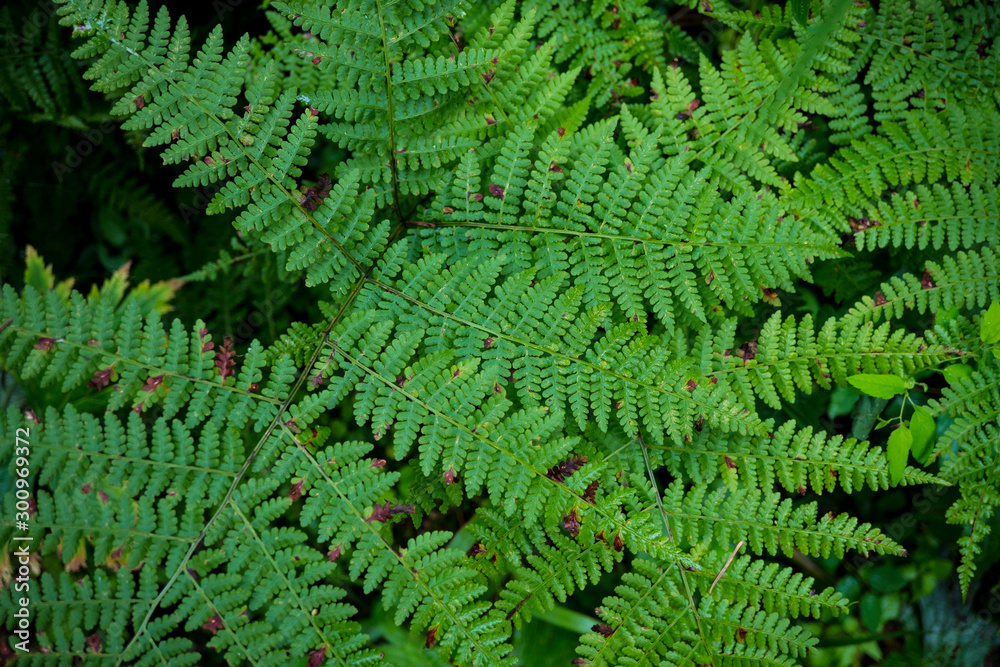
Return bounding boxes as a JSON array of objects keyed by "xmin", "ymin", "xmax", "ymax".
[{"xmin": 1, "ymin": 0, "xmax": 998, "ymax": 665}]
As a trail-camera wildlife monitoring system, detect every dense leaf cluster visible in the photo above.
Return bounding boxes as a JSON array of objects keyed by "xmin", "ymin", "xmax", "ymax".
[{"xmin": 1, "ymin": 0, "xmax": 998, "ymax": 664}]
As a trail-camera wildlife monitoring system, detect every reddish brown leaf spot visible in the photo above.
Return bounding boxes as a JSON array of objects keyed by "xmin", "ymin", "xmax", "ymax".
[
  {"xmin": 444, "ymin": 467, "xmax": 457, "ymax": 485},
  {"xmin": 563, "ymin": 508, "xmax": 581, "ymax": 537},
  {"xmin": 327, "ymin": 544, "xmax": 342, "ymax": 562},
  {"xmin": 88, "ymin": 367, "xmax": 114, "ymax": 390},
  {"xmin": 366, "ymin": 502, "xmax": 415, "ymax": 523},
  {"xmin": 249, "ymin": 382, "xmax": 260, "ymax": 392},
  {"xmin": 370, "ymin": 459, "xmax": 386, "ymax": 469},
  {"xmin": 695, "ymin": 414, "xmax": 704, "ymax": 431},
  {"xmin": 467, "ymin": 542, "xmax": 486, "ymax": 557},
  {"xmin": 34, "ymin": 337, "xmax": 57, "ymax": 351},
  {"xmin": 549, "ymin": 163, "xmax": 563, "ymax": 172},
  {"xmin": 82, "ymin": 483, "xmax": 92, "ymax": 495},
  {"xmin": 442, "ymin": 206, "xmax": 454, "ymax": 213},
  {"xmin": 312, "ymin": 56, "xmax": 322, "ymax": 64},
  {"xmin": 613, "ymin": 533, "xmax": 623, "ymax": 552},
  {"xmin": 724, "ymin": 455, "xmax": 737, "ymax": 469},
  {"xmin": 736, "ymin": 627, "xmax": 748, "ymax": 643},
  {"xmin": 738, "ymin": 341, "xmax": 758, "ymax": 362},
  {"xmin": 472, "ymin": 193, "xmax": 483, "ymax": 201},
  {"xmin": 484, "ymin": 337, "xmax": 495, "ymax": 348},
  {"xmin": 289, "ymin": 480, "xmax": 305, "ymax": 501},
  {"xmin": 171, "ymin": 128, "xmax": 180, "ymax": 141},
  {"xmin": 201, "ymin": 615, "xmax": 224, "ymax": 635},
  {"xmin": 308, "ymin": 647, "xmax": 326, "ymax": 667},
  {"xmin": 583, "ymin": 480, "xmax": 599, "ymax": 505},
  {"xmin": 300, "ymin": 173, "xmax": 333, "ymax": 211},
  {"xmin": 921, "ymin": 269, "xmax": 936, "ymax": 290},
  {"xmin": 760, "ymin": 286, "xmax": 780, "ymax": 305},
  {"xmin": 484, "ymin": 113, "xmax": 496, "ymax": 125},
  {"xmin": 308, "ymin": 107, "xmax": 319, "ymax": 118},
  {"xmin": 97, "ymin": 490, "xmax": 109, "ymax": 504},
  {"xmin": 134, "ymin": 96, "xmax": 144, "ymax": 109},
  {"xmin": 685, "ymin": 379, "xmax": 697, "ymax": 391},
  {"xmin": 111, "ymin": 545, "xmax": 124, "ymax": 560},
  {"xmin": 482, "ymin": 69, "xmax": 496, "ymax": 84},
  {"xmin": 875, "ymin": 291, "xmax": 888, "ymax": 306},
  {"xmin": 557, "ymin": 127, "xmax": 566, "ymax": 137},
  {"xmin": 142, "ymin": 374, "xmax": 165, "ymax": 392},
  {"xmin": 86, "ymin": 633, "xmax": 102, "ymax": 654},
  {"xmin": 214, "ymin": 336, "xmax": 237, "ymax": 381},
  {"xmin": 546, "ymin": 455, "xmax": 588, "ymax": 482},
  {"xmin": 572, "ymin": 660, "xmax": 589, "ymax": 666},
  {"xmin": 592, "ymin": 623, "xmax": 615, "ymax": 638},
  {"xmin": 489, "ymin": 184, "xmax": 505, "ymax": 199},
  {"xmin": 425, "ymin": 627, "xmax": 438, "ymax": 649}
]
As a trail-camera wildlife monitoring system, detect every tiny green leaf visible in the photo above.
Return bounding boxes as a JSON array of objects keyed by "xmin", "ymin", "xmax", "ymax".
[
  {"xmin": 847, "ymin": 374, "xmax": 908, "ymax": 399},
  {"xmin": 910, "ymin": 406, "xmax": 936, "ymax": 464},
  {"xmin": 980, "ymin": 302, "xmax": 1000, "ymax": 345},
  {"xmin": 942, "ymin": 364, "xmax": 973, "ymax": 385},
  {"xmin": 887, "ymin": 425, "xmax": 912, "ymax": 485}
]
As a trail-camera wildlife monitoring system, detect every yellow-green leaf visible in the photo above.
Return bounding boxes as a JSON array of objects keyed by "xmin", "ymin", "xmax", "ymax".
[
  {"xmin": 887, "ymin": 425, "xmax": 912, "ymax": 485},
  {"xmin": 981, "ymin": 302, "xmax": 1000, "ymax": 345},
  {"xmin": 847, "ymin": 374, "xmax": 907, "ymax": 399},
  {"xmin": 910, "ymin": 407, "xmax": 936, "ymax": 464}
]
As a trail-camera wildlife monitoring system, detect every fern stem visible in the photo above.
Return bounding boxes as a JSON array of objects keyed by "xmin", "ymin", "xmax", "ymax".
[
  {"xmin": 363, "ymin": 277, "xmax": 759, "ymax": 437},
  {"xmin": 116, "ymin": 306, "xmax": 344, "ymax": 666},
  {"xmin": 407, "ymin": 219, "xmax": 842, "ymax": 251},
  {"xmin": 636, "ymin": 431, "xmax": 717, "ymax": 666},
  {"xmin": 373, "ymin": 0, "xmax": 403, "ymax": 220}
]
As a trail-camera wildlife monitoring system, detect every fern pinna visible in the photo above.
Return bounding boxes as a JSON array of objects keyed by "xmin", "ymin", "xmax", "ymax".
[{"xmin": 1, "ymin": 0, "xmax": 998, "ymax": 664}]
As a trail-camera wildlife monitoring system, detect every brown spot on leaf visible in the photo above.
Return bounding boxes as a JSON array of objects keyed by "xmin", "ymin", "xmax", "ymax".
[
  {"xmin": 583, "ymin": 480, "xmax": 599, "ymax": 505},
  {"xmin": 203, "ymin": 616, "xmax": 224, "ymax": 635},
  {"xmin": 613, "ymin": 533, "xmax": 623, "ymax": 552},
  {"xmin": 88, "ymin": 367, "xmax": 114, "ymax": 390},
  {"xmin": 142, "ymin": 374, "xmax": 165, "ymax": 392},
  {"xmin": 34, "ymin": 337, "xmax": 57, "ymax": 351},
  {"xmin": 86, "ymin": 633, "xmax": 102, "ymax": 654},
  {"xmin": 546, "ymin": 455, "xmax": 588, "ymax": 482},
  {"xmin": 444, "ymin": 467, "xmax": 457, "ymax": 485},
  {"xmin": 738, "ymin": 341, "xmax": 758, "ymax": 362},
  {"xmin": 289, "ymin": 480, "xmax": 304, "ymax": 501},
  {"xmin": 425, "ymin": 627, "xmax": 438, "ymax": 648},
  {"xmin": 875, "ymin": 291, "xmax": 888, "ymax": 306},
  {"xmin": 467, "ymin": 542, "xmax": 486, "ymax": 557},
  {"xmin": 366, "ymin": 502, "xmax": 415, "ymax": 523},
  {"xmin": 563, "ymin": 508, "xmax": 581, "ymax": 536},
  {"xmin": 327, "ymin": 544, "xmax": 342, "ymax": 562},
  {"xmin": 592, "ymin": 623, "xmax": 615, "ymax": 638},
  {"xmin": 489, "ymin": 184, "xmax": 504, "ymax": 199},
  {"xmin": 921, "ymin": 269, "xmax": 936, "ymax": 289},
  {"xmin": 308, "ymin": 647, "xmax": 326, "ymax": 667}
]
